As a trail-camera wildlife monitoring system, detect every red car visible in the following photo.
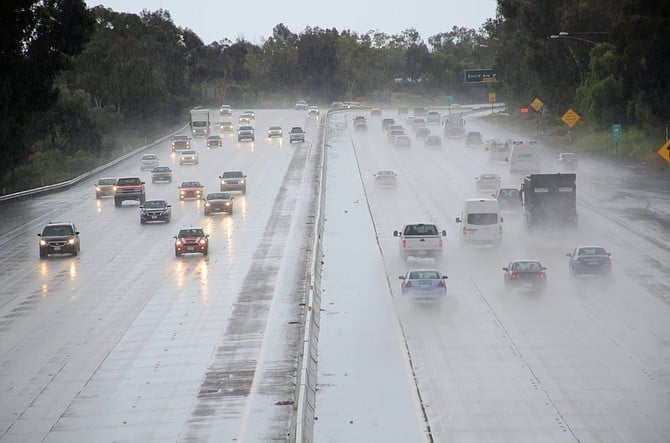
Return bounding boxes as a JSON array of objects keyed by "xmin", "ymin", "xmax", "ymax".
[
  {"xmin": 178, "ymin": 181, "xmax": 204, "ymax": 200},
  {"xmin": 174, "ymin": 227, "xmax": 209, "ymax": 256}
]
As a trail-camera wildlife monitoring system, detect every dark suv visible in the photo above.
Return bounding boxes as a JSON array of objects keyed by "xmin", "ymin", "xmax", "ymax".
[{"xmin": 38, "ymin": 222, "xmax": 80, "ymax": 258}]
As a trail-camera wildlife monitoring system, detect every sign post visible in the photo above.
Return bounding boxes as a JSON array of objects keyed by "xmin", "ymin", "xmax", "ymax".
[
  {"xmin": 488, "ymin": 92, "xmax": 496, "ymax": 114},
  {"xmin": 445, "ymin": 95, "xmax": 454, "ymax": 114},
  {"xmin": 611, "ymin": 124, "xmax": 622, "ymax": 162}
]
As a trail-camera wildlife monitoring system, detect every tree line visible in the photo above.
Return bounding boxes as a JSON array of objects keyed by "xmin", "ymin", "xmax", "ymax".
[{"xmin": 2, "ymin": 0, "xmax": 668, "ymax": 193}]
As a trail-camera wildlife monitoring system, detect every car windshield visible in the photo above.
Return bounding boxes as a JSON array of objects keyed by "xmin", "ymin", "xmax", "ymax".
[
  {"xmin": 98, "ymin": 178, "xmax": 115, "ymax": 185},
  {"xmin": 223, "ymin": 171, "xmax": 243, "ymax": 178},
  {"xmin": 179, "ymin": 229, "xmax": 204, "ymax": 238},
  {"xmin": 467, "ymin": 213, "xmax": 499, "ymax": 225},
  {"xmin": 43, "ymin": 225, "xmax": 74, "ymax": 236},
  {"xmin": 142, "ymin": 155, "xmax": 157, "ymax": 160},
  {"xmin": 207, "ymin": 193, "xmax": 230, "ymax": 200},
  {"xmin": 499, "ymin": 189, "xmax": 517, "ymax": 197},
  {"xmin": 181, "ymin": 182, "xmax": 201, "ymax": 188},
  {"xmin": 578, "ymin": 247, "xmax": 607, "ymax": 256},
  {"xmin": 144, "ymin": 200, "xmax": 166, "ymax": 209},
  {"xmin": 511, "ymin": 262, "xmax": 542, "ymax": 271},
  {"xmin": 409, "ymin": 271, "xmax": 440, "ymax": 280},
  {"xmin": 117, "ymin": 178, "xmax": 139, "ymax": 185},
  {"xmin": 174, "ymin": 136, "xmax": 187, "ymax": 140},
  {"xmin": 181, "ymin": 151, "xmax": 196, "ymax": 155},
  {"xmin": 404, "ymin": 225, "xmax": 438, "ymax": 235},
  {"xmin": 153, "ymin": 167, "xmax": 169, "ymax": 172}
]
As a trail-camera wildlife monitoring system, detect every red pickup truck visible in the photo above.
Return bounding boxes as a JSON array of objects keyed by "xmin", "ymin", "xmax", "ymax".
[{"xmin": 114, "ymin": 177, "xmax": 146, "ymax": 207}]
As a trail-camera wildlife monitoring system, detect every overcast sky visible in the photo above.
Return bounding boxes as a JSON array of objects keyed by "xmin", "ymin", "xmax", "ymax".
[{"xmin": 85, "ymin": 0, "xmax": 498, "ymax": 45}]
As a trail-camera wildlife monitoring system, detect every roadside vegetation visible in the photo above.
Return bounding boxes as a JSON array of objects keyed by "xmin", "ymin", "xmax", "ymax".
[{"xmin": 2, "ymin": 0, "xmax": 668, "ymax": 194}]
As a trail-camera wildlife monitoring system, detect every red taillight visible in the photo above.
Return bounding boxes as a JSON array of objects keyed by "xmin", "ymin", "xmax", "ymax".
[
  {"xmin": 438, "ymin": 239, "xmax": 443, "ymax": 247},
  {"xmin": 405, "ymin": 281, "xmax": 413, "ymax": 288},
  {"xmin": 575, "ymin": 258, "xmax": 581, "ymax": 263},
  {"xmin": 437, "ymin": 280, "xmax": 446, "ymax": 288},
  {"xmin": 402, "ymin": 240, "xmax": 407, "ymax": 247},
  {"xmin": 462, "ymin": 227, "xmax": 466, "ymax": 235},
  {"xmin": 510, "ymin": 273, "xmax": 518, "ymax": 280},
  {"xmin": 604, "ymin": 257, "xmax": 611, "ymax": 263},
  {"xmin": 538, "ymin": 272, "xmax": 546, "ymax": 279}
]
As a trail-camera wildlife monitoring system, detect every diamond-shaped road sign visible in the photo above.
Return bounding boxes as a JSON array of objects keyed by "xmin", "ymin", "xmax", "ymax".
[
  {"xmin": 561, "ymin": 108, "xmax": 581, "ymax": 127},
  {"xmin": 530, "ymin": 98, "xmax": 544, "ymax": 112},
  {"xmin": 658, "ymin": 139, "xmax": 670, "ymax": 164}
]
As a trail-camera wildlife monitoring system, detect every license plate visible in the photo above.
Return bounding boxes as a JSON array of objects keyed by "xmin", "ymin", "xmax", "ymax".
[
  {"xmin": 54, "ymin": 246, "xmax": 61, "ymax": 251},
  {"xmin": 420, "ymin": 283, "xmax": 430, "ymax": 288},
  {"xmin": 151, "ymin": 216, "xmax": 157, "ymax": 219},
  {"xmin": 187, "ymin": 246, "xmax": 194, "ymax": 251}
]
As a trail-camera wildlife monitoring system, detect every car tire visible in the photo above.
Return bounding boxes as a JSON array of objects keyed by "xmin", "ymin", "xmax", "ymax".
[
  {"xmin": 114, "ymin": 197, "xmax": 121, "ymax": 207},
  {"xmin": 203, "ymin": 248, "xmax": 208, "ymax": 256},
  {"xmin": 140, "ymin": 195, "xmax": 146, "ymax": 204},
  {"xmin": 72, "ymin": 249, "xmax": 78, "ymax": 257},
  {"xmin": 140, "ymin": 218, "xmax": 146, "ymax": 225},
  {"xmin": 39, "ymin": 250, "xmax": 47, "ymax": 259},
  {"xmin": 175, "ymin": 249, "xmax": 181, "ymax": 257}
]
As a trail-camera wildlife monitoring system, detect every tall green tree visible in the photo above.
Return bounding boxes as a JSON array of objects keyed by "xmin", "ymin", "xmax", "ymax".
[{"xmin": 0, "ymin": 0, "xmax": 93, "ymax": 188}]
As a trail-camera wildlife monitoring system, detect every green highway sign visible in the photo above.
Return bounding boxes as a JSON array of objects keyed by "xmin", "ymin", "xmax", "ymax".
[
  {"xmin": 611, "ymin": 123, "xmax": 622, "ymax": 143},
  {"xmin": 464, "ymin": 69, "xmax": 497, "ymax": 84},
  {"xmin": 445, "ymin": 95, "xmax": 454, "ymax": 105}
]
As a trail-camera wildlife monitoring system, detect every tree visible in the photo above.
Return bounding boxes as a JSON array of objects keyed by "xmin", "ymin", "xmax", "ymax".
[{"xmin": 0, "ymin": 0, "xmax": 93, "ymax": 188}]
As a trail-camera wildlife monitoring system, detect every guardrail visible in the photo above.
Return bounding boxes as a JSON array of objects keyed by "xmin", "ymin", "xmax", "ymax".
[
  {"xmin": 293, "ymin": 111, "xmax": 330, "ymax": 442},
  {"xmin": 0, "ymin": 124, "xmax": 188, "ymax": 205}
]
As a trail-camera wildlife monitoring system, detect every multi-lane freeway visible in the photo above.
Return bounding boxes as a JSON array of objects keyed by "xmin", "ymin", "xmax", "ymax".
[{"xmin": 1, "ymin": 107, "xmax": 669, "ymax": 442}]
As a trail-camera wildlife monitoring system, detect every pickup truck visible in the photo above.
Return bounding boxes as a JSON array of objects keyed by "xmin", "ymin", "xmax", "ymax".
[
  {"xmin": 289, "ymin": 126, "xmax": 305, "ymax": 143},
  {"xmin": 393, "ymin": 223, "xmax": 447, "ymax": 260},
  {"xmin": 114, "ymin": 177, "xmax": 146, "ymax": 207}
]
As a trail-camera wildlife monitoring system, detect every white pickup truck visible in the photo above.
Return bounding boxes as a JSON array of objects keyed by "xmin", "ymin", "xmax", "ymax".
[{"xmin": 393, "ymin": 223, "xmax": 447, "ymax": 260}]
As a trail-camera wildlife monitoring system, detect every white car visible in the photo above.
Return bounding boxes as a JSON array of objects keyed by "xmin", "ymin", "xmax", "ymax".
[
  {"xmin": 179, "ymin": 150, "xmax": 199, "ymax": 165},
  {"xmin": 373, "ymin": 170, "xmax": 398, "ymax": 186},
  {"xmin": 219, "ymin": 104, "xmax": 232, "ymax": 116},
  {"xmin": 295, "ymin": 100, "xmax": 308, "ymax": 110},
  {"xmin": 475, "ymin": 173, "xmax": 501, "ymax": 191},
  {"xmin": 308, "ymin": 106, "xmax": 319, "ymax": 116},
  {"xmin": 140, "ymin": 154, "xmax": 159, "ymax": 171}
]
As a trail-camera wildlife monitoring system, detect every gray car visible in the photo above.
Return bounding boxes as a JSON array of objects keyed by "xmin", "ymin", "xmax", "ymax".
[
  {"xmin": 219, "ymin": 170, "xmax": 247, "ymax": 194},
  {"xmin": 204, "ymin": 192, "xmax": 234, "ymax": 215}
]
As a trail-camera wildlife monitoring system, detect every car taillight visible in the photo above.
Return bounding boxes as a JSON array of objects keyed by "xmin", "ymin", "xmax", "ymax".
[
  {"xmin": 575, "ymin": 258, "xmax": 581, "ymax": 263},
  {"xmin": 437, "ymin": 280, "xmax": 446, "ymax": 288},
  {"xmin": 405, "ymin": 281, "xmax": 413, "ymax": 288},
  {"xmin": 462, "ymin": 227, "xmax": 466, "ymax": 235},
  {"xmin": 510, "ymin": 273, "xmax": 518, "ymax": 279},
  {"xmin": 402, "ymin": 240, "xmax": 407, "ymax": 248},
  {"xmin": 438, "ymin": 239, "xmax": 443, "ymax": 247},
  {"xmin": 538, "ymin": 272, "xmax": 546, "ymax": 279}
]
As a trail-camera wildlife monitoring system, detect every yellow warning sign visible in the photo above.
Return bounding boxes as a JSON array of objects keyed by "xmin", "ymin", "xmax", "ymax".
[
  {"xmin": 658, "ymin": 139, "xmax": 670, "ymax": 164},
  {"xmin": 561, "ymin": 108, "xmax": 581, "ymax": 127},
  {"xmin": 488, "ymin": 92, "xmax": 496, "ymax": 103},
  {"xmin": 530, "ymin": 98, "xmax": 544, "ymax": 112}
]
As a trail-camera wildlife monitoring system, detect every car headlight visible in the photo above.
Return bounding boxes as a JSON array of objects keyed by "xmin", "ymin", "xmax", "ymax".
[
  {"xmin": 205, "ymin": 202, "xmax": 211, "ymax": 207},
  {"xmin": 67, "ymin": 238, "xmax": 76, "ymax": 245},
  {"xmin": 221, "ymin": 180, "xmax": 227, "ymax": 185},
  {"xmin": 40, "ymin": 240, "xmax": 47, "ymax": 246},
  {"xmin": 239, "ymin": 179, "xmax": 245, "ymax": 184},
  {"xmin": 199, "ymin": 239, "xmax": 207, "ymax": 245},
  {"xmin": 176, "ymin": 240, "xmax": 182, "ymax": 246},
  {"xmin": 224, "ymin": 202, "xmax": 230, "ymax": 206}
]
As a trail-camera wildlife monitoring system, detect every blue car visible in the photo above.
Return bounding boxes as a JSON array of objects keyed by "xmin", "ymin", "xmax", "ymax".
[
  {"xmin": 567, "ymin": 246, "xmax": 612, "ymax": 276},
  {"xmin": 399, "ymin": 269, "xmax": 447, "ymax": 299}
]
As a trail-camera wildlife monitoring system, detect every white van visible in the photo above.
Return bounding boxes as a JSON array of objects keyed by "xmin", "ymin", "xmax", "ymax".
[
  {"xmin": 508, "ymin": 141, "xmax": 541, "ymax": 173},
  {"xmin": 455, "ymin": 198, "xmax": 503, "ymax": 245}
]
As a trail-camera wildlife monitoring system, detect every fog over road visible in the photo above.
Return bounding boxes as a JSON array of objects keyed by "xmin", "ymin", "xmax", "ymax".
[{"xmin": 1, "ymin": 107, "xmax": 669, "ymax": 442}]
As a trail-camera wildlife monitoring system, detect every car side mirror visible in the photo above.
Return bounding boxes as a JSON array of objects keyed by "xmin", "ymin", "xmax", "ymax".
[
  {"xmin": 441, "ymin": 230, "xmax": 446, "ymax": 236},
  {"xmin": 607, "ymin": 252, "xmax": 611, "ymax": 256},
  {"xmin": 502, "ymin": 267, "xmax": 508, "ymax": 271},
  {"xmin": 567, "ymin": 253, "xmax": 572, "ymax": 257},
  {"xmin": 455, "ymin": 218, "xmax": 461, "ymax": 223},
  {"xmin": 399, "ymin": 276, "xmax": 405, "ymax": 280},
  {"xmin": 442, "ymin": 276, "xmax": 448, "ymax": 279},
  {"xmin": 393, "ymin": 230, "xmax": 399, "ymax": 237},
  {"xmin": 541, "ymin": 267, "xmax": 547, "ymax": 270},
  {"xmin": 500, "ymin": 217, "xmax": 504, "ymax": 223}
]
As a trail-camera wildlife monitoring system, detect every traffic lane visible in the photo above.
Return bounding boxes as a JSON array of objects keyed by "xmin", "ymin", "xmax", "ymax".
[
  {"xmin": 353, "ymin": 110, "xmax": 670, "ymax": 441},
  {"xmin": 0, "ymin": 110, "xmax": 316, "ymax": 441}
]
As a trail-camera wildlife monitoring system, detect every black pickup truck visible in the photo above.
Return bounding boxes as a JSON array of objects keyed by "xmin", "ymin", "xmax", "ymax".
[{"xmin": 520, "ymin": 173, "xmax": 577, "ymax": 229}]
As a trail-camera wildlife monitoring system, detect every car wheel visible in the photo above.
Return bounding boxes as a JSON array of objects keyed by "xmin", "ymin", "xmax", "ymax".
[
  {"xmin": 175, "ymin": 249, "xmax": 181, "ymax": 257},
  {"xmin": 72, "ymin": 249, "xmax": 78, "ymax": 257},
  {"xmin": 140, "ymin": 218, "xmax": 146, "ymax": 225},
  {"xmin": 114, "ymin": 198, "xmax": 121, "ymax": 207},
  {"xmin": 203, "ymin": 248, "xmax": 208, "ymax": 256},
  {"xmin": 204, "ymin": 210, "xmax": 209, "ymax": 216},
  {"xmin": 39, "ymin": 250, "xmax": 47, "ymax": 259},
  {"xmin": 96, "ymin": 194, "xmax": 101, "ymax": 200}
]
